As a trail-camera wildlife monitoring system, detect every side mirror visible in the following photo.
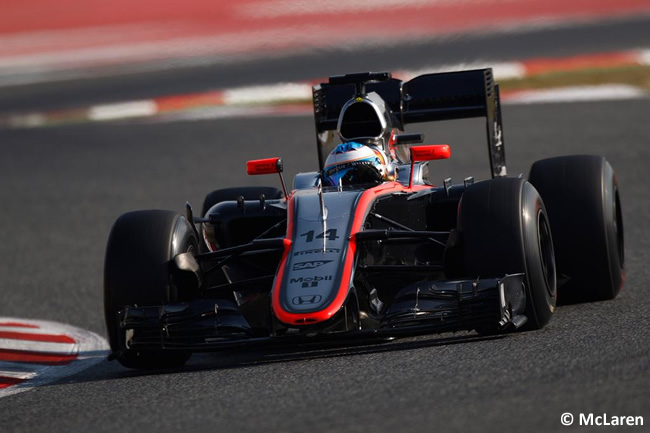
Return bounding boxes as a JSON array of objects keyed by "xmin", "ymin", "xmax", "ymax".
[
  {"xmin": 246, "ymin": 157, "xmax": 288, "ymax": 197},
  {"xmin": 409, "ymin": 145, "xmax": 451, "ymax": 188},
  {"xmin": 246, "ymin": 157, "xmax": 283, "ymax": 175},
  {"xmin": 410, "ymin": 144, "xmax": 451, "ymax": 162}
]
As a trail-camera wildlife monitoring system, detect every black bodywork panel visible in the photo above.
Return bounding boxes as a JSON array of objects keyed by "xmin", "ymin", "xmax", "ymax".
[{"xmin": 312, "ymin": 69, "xmax": 506, "ymax": 178}]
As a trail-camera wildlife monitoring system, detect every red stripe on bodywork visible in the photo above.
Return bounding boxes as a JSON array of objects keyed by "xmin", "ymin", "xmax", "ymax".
[
  {"xmin": 0, "ymin": 349, "xmax": 77, "ymax": 365},
  {"xmin": 272, "ymin": 182, "xmax": 429, "ymax": 325},
  {"xmin": 0, "ymin": 376, "xmax": 27, "ymax": 389},
  {"xmin": 271, "ymin": 196, "xmax": 295, "ymax": 324},
  {"xmin": 0, "ymin": 331, "xmax": 76, "ymax": 344}
]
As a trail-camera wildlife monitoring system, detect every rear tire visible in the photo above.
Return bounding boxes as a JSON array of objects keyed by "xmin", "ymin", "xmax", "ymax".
[
  {"xmin": 528, "ymin": 155, "xmax": 624, "ymax": 301},
  {"xmin": 460, "ymin": 178, "xmax": 557, "ymax": 331},
  {"xmin": 104, "ymin": 210, "xmax": 197, "ymax": 369}
]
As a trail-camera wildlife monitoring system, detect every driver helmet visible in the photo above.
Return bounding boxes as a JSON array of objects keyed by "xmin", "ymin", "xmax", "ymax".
[{"xmin": 323, "ymin": 141, "xmax": 388, "ymax": 187}]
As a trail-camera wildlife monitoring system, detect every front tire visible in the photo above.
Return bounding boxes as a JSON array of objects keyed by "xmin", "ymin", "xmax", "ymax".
[
  {"xmin": 460, "ymin": 178, "xmax": 557, "ymax": 330},
  {"xmin": 104, "ymin": 210, "xmax": 197, "ymax": 369}
]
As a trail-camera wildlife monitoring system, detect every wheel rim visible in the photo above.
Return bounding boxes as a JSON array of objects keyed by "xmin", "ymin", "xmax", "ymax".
[{"xmin": 537, "ymin": 210, "xmax": 556, "ymax": 297}]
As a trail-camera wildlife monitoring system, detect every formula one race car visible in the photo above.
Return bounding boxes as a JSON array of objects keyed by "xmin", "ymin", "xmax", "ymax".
[{"xmin": 104, "ymin": 70, "xmax": 625, "ymax": 369}]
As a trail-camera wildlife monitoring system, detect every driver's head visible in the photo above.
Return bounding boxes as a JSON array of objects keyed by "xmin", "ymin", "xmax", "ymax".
[{"xmin": 323, "ymin": 141, "xmax": 388, "ymax": 187}]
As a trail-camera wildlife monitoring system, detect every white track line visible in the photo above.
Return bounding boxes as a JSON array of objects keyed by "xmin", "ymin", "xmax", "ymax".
[
  {"xmin": 4, "ymin": 113, "xmax": 46, "ymax": 128},
  {"xmin": 396, "ymin": 61, "xmax": 526, "ymax": 80},
  {"xmin": 154, "ymin": 105, "xmax": 313, "ymax": 122},
  {"xmin": 88, "ymin": 101, "xmax": 158, "ymax": 121},
  {"xmin": 638, "ymin": 48, "xmax": 650, "ymax": 65},
  {"xmin": 223, "ymin": 83, "xmax": 314, "ymax": 105},
  {"xmin": 505, "ymin": 84, "xmax": 648, "ymax": 104}
]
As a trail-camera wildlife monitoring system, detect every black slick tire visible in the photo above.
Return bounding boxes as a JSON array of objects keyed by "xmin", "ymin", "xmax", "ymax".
[
  {"xmin": 104, "ymin": 210, "xmax": 197, "ymax": 369},
  {"xmin": 528, "ymin": 155, "xmax": 624, "ymax": 302},
  {"xmin": 460, "ymin": 177, "xmax": 557, "ymax": 330}
]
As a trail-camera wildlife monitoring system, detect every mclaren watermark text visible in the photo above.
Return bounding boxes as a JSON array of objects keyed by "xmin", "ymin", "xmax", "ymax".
[{"xmin": 561, "ymin": 412, "xmax": 644, "ymax": 427}]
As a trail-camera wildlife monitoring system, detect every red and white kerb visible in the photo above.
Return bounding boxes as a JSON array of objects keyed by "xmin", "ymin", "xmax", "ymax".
[{"xmin": 0, "ymin": 318, "xmax": 108, "ymax": 398}]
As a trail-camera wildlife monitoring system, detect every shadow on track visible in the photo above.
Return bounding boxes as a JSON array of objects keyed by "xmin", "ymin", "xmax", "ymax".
[{"xmin": 53, "ymin": 332, "xmax": 507, "ymax": 385}]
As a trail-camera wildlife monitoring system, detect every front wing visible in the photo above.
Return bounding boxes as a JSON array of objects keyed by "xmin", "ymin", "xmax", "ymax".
[{"xmin": 114, "ymin": 274, "xmax": 527, "ymax": 353}]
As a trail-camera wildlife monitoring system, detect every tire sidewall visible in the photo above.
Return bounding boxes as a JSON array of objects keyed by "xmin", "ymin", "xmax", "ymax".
[
  {"xmin": 602, "ymin": 162, "xmax": 624, "ymax": 297},
  {"xmin": 521, "ymin": 182, "xmax": 556, "ymax": 327}
]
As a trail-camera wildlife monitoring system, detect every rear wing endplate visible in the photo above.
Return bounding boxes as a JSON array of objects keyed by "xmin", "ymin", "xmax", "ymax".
[{"xmin": 312, "ymin": 69, "xmax": 506, "ymax": 178}]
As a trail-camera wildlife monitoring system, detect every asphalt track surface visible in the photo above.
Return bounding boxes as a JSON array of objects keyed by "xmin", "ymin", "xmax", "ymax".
[
  {"xmin": 1, "ymin": 22, "xmax": 649, "ymax": 433},
  {"xmin": 1, "ymin": 15, "xmax": 649, "ymax": 113}
]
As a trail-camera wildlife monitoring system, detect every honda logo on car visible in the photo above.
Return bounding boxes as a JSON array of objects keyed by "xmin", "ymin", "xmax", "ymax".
[
  {"xmin": 292, "ymin": 295, "xmax": 323, "ymax": 305},
  {"xmin": 292, "ymin": 260, "xmax": 332, "ymax": 271},
  {"xmin": 290, "ymin": 275, "xmax": 333, "ymax": 288}
]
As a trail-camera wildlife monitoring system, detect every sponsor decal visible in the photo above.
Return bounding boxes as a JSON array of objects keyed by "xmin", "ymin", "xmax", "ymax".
[
  {"xmin": 293, "ymin": 248, "xmax": 341, "ymax": 256},
  {"xmin": 289, "ymin": 275, "xmax": 333, "ymax": 288},
  {"xmin": 292, "ymin": 260, "xmax": 332, "ymax": 271},
  {"xmin": 292, "ymin": 295, "xmax": 323, "ymax": 305}
]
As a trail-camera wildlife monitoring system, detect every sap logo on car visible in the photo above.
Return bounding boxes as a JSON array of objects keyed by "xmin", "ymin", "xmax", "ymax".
[
  {"xmin": 292, "ymin": 260, "xmax": 332, "ymax": 271},
  {"xmin": 292, "ymin": 295, "xmax": 323, "ymax": 305},
  {"xmin": 290, "ymin": 275, "xmax": 333, "ymax": 288},
  {"xmin": 293, "ymin": 248, "xmax": 341, "ymax": 256}
]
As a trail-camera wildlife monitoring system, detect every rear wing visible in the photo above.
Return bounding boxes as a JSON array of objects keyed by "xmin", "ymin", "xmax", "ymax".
[{"xmin": 312, "ymin": 69, "xmax": 506, "ymax": 178}]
